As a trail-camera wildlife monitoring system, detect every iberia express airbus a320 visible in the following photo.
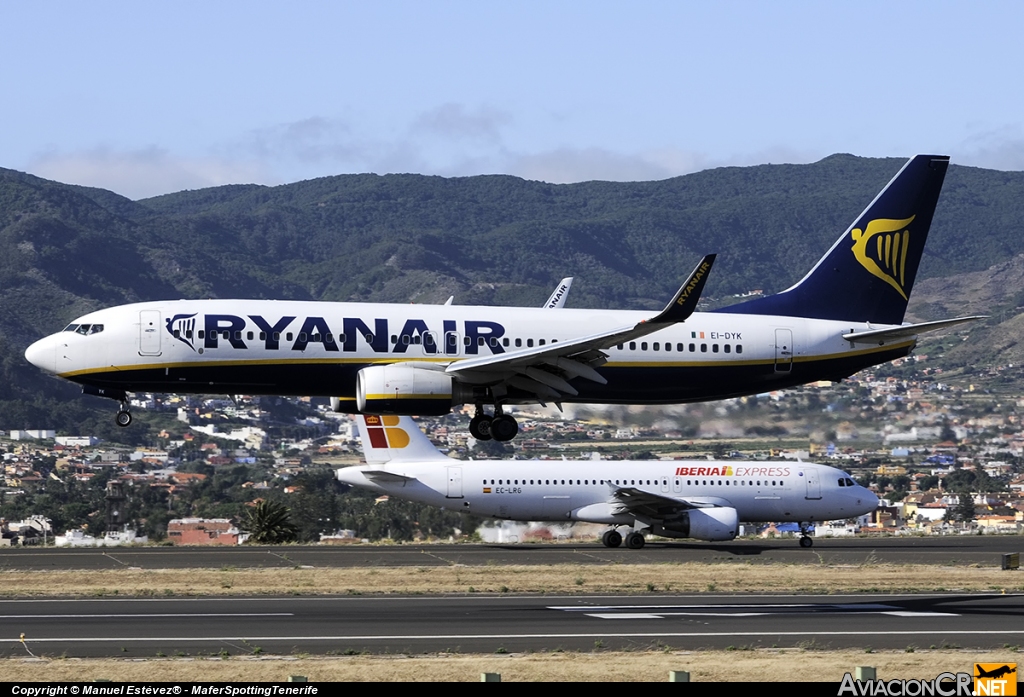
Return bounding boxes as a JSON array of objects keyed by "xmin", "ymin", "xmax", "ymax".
[{"xmin": 25, "ymin": 155, "xmax": 979, "ymax": 440}]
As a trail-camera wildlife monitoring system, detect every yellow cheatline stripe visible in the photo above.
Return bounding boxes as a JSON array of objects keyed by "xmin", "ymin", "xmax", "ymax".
[
  {"xmin": 363, "ymin": 394, "xmax": 451, "ymax": 400},
  {"xmin": 57, "ymin": 340, "xmax": 914, "ymax": 379},
  {"xmin": 57, "ymin": 355, "xmax": 454, "ymax": 378}
]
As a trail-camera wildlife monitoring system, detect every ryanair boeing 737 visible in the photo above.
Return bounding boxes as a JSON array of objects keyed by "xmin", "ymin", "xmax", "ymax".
[{"xmin": 25, "ymin": 155, "xmax": 979, "ymax": 440}]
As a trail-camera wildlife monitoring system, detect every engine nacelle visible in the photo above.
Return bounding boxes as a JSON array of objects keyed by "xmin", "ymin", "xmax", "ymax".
[
  {"xmin": 653, "ymin": 507, "xmax": 738, "ymax": 541},
  {"xmin": 356, "ymin": 364, "xmax": 457, "ymax": 416}
]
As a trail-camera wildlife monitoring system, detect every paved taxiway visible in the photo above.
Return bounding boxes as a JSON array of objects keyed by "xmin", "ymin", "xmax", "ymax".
[
  {"xmin": 0, "ymin": 537, "xmax": 1021, "ymax": 571},
  {"xmin": 3, "ymin": 593, "xmax": 1023, "ymax": 657}
]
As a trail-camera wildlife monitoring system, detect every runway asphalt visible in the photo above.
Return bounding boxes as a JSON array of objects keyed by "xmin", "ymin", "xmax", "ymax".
[
  {"xmin": 3, "ymin": 593, "xmax": 1023, "ymax": 657},
  {"xmin": 1, "ymin": 536, "xmax": 1021, "ymax": 571}
]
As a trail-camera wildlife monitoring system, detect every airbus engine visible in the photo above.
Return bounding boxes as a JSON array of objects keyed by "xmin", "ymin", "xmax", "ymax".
[
  {"xmin": 653, "ymin": 507, "xmax": 739, "ymax": 542},
  {"xmin": 355, "ymin": 364, "xmax": 461, "ymax": 416}
]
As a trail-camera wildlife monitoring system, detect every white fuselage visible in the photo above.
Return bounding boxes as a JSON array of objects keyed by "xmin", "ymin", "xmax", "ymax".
[
  {"xmin": 336, "ymin": 459, "xmax": 878, "ymax": 527},
  {"xmin": 24, "ymin": 298, "xmax": 912, "ymax": 405}
]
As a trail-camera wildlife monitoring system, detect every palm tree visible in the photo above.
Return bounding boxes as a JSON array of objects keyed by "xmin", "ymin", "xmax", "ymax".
[{"xmin": 243, "ymin": 499, "xmax": 298, "ymax": 544}]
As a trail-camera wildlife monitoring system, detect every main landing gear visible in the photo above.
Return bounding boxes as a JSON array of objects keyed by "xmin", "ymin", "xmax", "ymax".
[
  {"xmin": 601, "ymin": 528, "xmax": 646, "ymax": 549},
  {"xmin": 469, "ymin": 405, "xmax": 519, "ymax": 442},
  {"xmin": 799, "ymin": 522, "xmax": 814, "ymax": 548},
  {"xmin": 115, "ymin": 399, "xmax": 132, "ymax": 428}
]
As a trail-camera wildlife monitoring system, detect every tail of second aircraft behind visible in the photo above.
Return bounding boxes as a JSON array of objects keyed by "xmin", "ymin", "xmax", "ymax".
[
  {"xmin": 355, "ymin": 414, "xmax": 449, "ymax": 466},
  {"xmin": 716, "ymin": 154, "xmax": 949, "ymax": 325}
]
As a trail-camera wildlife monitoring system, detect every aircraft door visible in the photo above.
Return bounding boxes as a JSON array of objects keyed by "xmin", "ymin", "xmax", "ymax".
[
  {"xmin": 774, "ymin": 328, "xmax": 793, "ymax": 373},
  {"xmin": 139, "ymin": 310, "xmax": 162, "ymax": 356},
  {"xmin": 444, "ymin": 331, "xmax": 461, "ymax": 356},
  {"xmin": 804, "ymin": 468, "xmax": 821, "ymax": 500},
  {"xmin": 446, "ymin": 467, "xmax": 463, "ymax": 499},
  {"xmin": 422, "ymin": 332, "xmax": 439, "ymax": 356}
]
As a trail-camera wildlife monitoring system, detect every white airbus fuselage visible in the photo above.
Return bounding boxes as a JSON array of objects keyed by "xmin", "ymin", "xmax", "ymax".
[
  {"xmin": 336, "ymin": 457, "xmax": 879, "ymax": 540},
  {"xmin": 23, "ymin": 298, "xmax": 911, "ymax": 405}
]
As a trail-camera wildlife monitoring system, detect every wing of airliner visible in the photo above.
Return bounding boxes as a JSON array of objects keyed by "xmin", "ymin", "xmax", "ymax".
[
  {"xmin": 445, "ymin": 255, "xmax": 715, "ymax": 401},
  {"xmin": 842, "ymin": 315, "xmax": 986, "ymax": 343},
  {"xmin": 608, "ymin": 485, "xmax": 709, "ymax": 517}
]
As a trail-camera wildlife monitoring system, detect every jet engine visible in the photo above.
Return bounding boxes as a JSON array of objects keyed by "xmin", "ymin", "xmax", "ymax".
[
  {"xmin": 653, "ymin": 507, "xmax": 739, "ymax": 541},
  {"xmin": 355, "ymin": 364, "xmax": 461, "ymax": 416}
]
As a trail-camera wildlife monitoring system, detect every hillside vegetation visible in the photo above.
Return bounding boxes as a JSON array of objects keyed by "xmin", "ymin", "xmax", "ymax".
[{"xmin": 2, "ymin": 155, "xmax": 1023, "ymax": 431}]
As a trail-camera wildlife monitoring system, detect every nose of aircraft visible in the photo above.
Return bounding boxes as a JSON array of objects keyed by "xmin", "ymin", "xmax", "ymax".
[{"xmin": 24, "ymin": 335, "xmax": 59, "ymax": 374}]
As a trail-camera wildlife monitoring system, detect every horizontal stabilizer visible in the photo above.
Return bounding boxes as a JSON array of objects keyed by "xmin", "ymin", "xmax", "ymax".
[
  {"xmin": 362, "ymin": 469, "xmax": 417, "ymax": 484},
  {"xmin": 843, "ymin": 316, "xmax": 986, "ymax": 344}
]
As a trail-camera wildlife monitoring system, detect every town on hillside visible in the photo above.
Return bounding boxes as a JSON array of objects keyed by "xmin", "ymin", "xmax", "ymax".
[{"xmin": 2, "ymin": 353, "xmax": 1024, "ymax": 546}]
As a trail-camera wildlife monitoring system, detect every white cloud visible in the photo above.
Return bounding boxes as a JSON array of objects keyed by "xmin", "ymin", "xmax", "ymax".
[
  {"xmin": 956, "ymin": 128, "xmax": 1024, "ymax": 172},
  {"xmin": 28, "ymin": 146, "xmax": 273, "ymax": 200},
  {"xmin": 410, "ymin": 103, "xmax": 511, "ymax": 143}
]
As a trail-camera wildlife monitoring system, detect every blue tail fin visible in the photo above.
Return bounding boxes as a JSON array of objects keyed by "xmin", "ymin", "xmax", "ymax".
[{"xmin": 716, "ymin": 154, "xmax": 949, "ymax": 324}]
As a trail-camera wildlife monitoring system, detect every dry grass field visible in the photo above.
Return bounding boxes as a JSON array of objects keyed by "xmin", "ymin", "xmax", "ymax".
[
  {"xmin": 0, "ymin": 561, "xmax": 1021, "ymax": 597},
  {"xmin": 1, "ymin": 650, "xmax": 1020, "ymax": 682}
]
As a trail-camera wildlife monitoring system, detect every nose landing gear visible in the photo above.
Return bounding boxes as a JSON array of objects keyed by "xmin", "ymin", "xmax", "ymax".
[{"xmin": 798, "ymin": 522, "xmax": 814, "ymax": 548}]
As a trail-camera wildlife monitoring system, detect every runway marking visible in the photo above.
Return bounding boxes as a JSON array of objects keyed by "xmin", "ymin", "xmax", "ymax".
[
  {"xmin": 0, "ymin": 613, "xmax": 293, "ymax": 619},
  {"xmin": 549, "ymin": 603, "xmax": 959, "ymax": 618},
  {"xmin": 7, "ymin": 630, "xmax": 1024, "ymax": 643}
]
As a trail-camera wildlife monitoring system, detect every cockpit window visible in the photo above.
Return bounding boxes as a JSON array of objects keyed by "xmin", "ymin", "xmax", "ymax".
[
  {"xmin": 64, "ymin": 324, "xmax": 79, "ymax": 332},
  {"xmin": 72, "ymin": 324, "xmax": 104, "ymax": 335}
]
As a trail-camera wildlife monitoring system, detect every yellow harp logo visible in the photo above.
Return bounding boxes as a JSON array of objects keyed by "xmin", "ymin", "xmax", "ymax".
[{"xmin": 851, "ymin": 216, "xmax": 915, "ymax": 300}]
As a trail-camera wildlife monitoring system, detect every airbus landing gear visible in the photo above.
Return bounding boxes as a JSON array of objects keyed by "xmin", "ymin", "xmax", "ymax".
[
  {"xmin": 469, "ymin": 405, "xmax": 519, "ymax": 442},
  {"xmin": 799, "ymin": 522, "xmax": 813, "ymax": 548},
  {"xmin": 115, "ymin": 404, "xmax": 132, "ymax": 428},
  {"xmin": 625, "ymin": 531, "xmax": 646, "ymax": 550},
  {"xmin": 601, "ymin": 529, "xmax": 623, "ymax": 548}
]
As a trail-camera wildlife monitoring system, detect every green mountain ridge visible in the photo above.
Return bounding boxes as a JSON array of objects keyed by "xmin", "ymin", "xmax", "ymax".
[{"xmin": 2, "ymin": 154, "xmax": 1023, "ymax": 431}]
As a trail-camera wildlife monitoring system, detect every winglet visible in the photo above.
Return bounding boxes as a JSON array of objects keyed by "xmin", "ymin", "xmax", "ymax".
[{"xmin": 647, "ymin": 254, "xmax": 716, "ymax": 325}]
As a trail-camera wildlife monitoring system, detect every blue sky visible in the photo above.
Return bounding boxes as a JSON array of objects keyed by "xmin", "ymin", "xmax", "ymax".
[{"xmin": 3, "ymin": 2, "xmax": 1022, "ymax": 199}]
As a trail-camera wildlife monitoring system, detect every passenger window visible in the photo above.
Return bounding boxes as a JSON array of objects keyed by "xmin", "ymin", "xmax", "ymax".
[
  {"xmin": 490, "ymin": 337, "xmax": 498, "ymax": 347},
  {"xmin": 527, "ymin": 339, "xmax": 534, "ymax": 347},
  {"xmin": 724, "ymin": 344, "xmax": 731, "ymax": 353},
  {"xmin": 503, "ymin": 338, "xmax": 509, "ymax": 347},
  {"xmin": 653, "ymin": 342, "xmax": 659, "ymax": 351},
  {"xmin": 273, "ymin": 332, "xmax": 280, "ymax": 341},
  {"xmin": 299, "ymin": 333, "xmax": 307, "ymax": 342},
  {"xmin": 259, "ymin": 332, "xmax": 266, "ymax": 340},
  {"xmin": 391, "ymin": 335, "xmax": 398, "ymax": 344},
  {"xmin": 701, "ymin": 344, "xmax": 707, "ymax": 352},
  {"xmin": 515, "ymin": 338, "xmax": 522, "ymax": 347},
  {"xmin": 736, "ymin": 345, "xmax": 743, "ymax": 354},
  {"xmin": 677, "ymin": 343, "xmax": 684, "ymax": 351},
  {"xmin": 689, "ymin": 343, "xmax": 695, "ymax": 352},
  {"xmin": 539, "ymin": 339, "xmax": 546, "ymax": 346},
  {"xmin": 198, "ymin": 330, "xmax": 205, "ymax": 339},
  {"xmin": 712, "ymin": 344, "xmax": 719, "ymax": 353},
  {"xmin": 641, "ymin": 342, "xmax": 647, "ymax": 351},
  {"xmin": 629, "ymin": 342, "xmax": 636, "ymax": 350},
  {"xmin": 287, "ymin": 333, "xmax": 293, "ymax": 341},
  {"xmin": 464, "ymin": 337, "xmax": 472, "ymax": 346},
  {"xmin": 173, "ymin": 329, "xmax": 180, "ymax": 338},
  {"xmin": 247, "ymin": 331, "xmax": 254, "ymax": 340},
  {"xmin": 186, "ymin": 330, "xmax": 193, "ymax": 339}
]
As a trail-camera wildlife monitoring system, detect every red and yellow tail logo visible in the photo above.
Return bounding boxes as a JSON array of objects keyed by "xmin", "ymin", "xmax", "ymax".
[
  {"xmin": 364, "ymin": 415, "xmax": 410, "ymax": 449},
  {"xmin": 975, "ymin": 663, "xmax": 1017, "ymax": 696}
]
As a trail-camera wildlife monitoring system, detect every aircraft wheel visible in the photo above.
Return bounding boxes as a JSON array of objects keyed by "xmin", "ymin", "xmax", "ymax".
[
  {"xmin": 490, "ymin": 414, "xmax": 519, "ymax": 442},
  {"xmin": 115, "ymin": 410, "xmax": 132, "ymax": 427},
  {"xmin": 799, "ymin": 536, "xmax": 813, "ymax": 548},
  {"xmin": 469, "ymin": 414, "xmax": 493, "ymax": 441},
  {"xmin": 625, "ymin": 532, "xmax": 646, "ymax": 550},
  {"xmin": 602, "ymin": 530, "xmax": 622, "ymax": 548}
]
